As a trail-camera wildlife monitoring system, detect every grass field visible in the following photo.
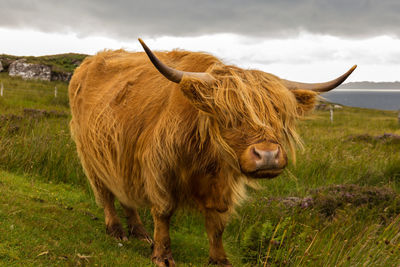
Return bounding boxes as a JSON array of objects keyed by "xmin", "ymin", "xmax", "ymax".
[{"xmin": 0, "ymin": 73, "xmax": 400, "ymax": 266}]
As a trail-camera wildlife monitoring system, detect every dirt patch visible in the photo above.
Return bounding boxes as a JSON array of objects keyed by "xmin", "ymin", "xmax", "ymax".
[
  {"xmin": 0, "ymin": 109, "xmax": 68, "ymax": 134},
  {"xmin": 0, "ymin": 114, "xmax": 23, "ymax": 134},
  {"xmin": 310, "ymin": 184, "xmax": 396, "ymax": 216},
  {"xmin": 0, "ymin": 109, "xmax": 67, "ymax": 122},
  {"xmin": 268, "ymin": 184, "xmax": 397, "ymax": 217},
  {"xmin": 346, "ymin": 133, "xmax": 400, "ymax": 144},
  {"xmin": 0, "ymin": 114, "xmax": 23, "ymax": 123},
  {"xmin": 23, "ymin": 108, "xmax": 68, "ymax": 119}
]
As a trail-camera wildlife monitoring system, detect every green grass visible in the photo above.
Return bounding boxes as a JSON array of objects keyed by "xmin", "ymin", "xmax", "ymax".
[
  {"xmin": 0, "ymin": 170, "xmax": 153, "ymax": 266},
  {"xmin": 0, "ymin": 73, "xmax": 70, "ymax": 110},
  {"xmin": 0, "ymin": 73, "xmax": 84, "ymax": 186},
  {"xmin": 1, "ymin": 73, "xmax": 400, "ymax": 266}
]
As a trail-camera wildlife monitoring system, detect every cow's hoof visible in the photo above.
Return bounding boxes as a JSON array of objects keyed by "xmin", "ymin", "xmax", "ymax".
[
  {"xmin": 106, "ymin": 223, "xmax": 128, "ymax": 241},
  {"xmin": 128, "ymin": 224, "xmax": 154, "ymax": 245},
  {"xmin": 152, "ymin": 254, "xmax": 175, "ymax": 267},
  {"xmin": 208, "ymin": 258, "xmax": 233, "ymax": 267}
]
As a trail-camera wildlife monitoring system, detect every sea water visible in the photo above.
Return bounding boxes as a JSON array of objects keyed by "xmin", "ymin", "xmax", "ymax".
[{"xmin": 321, "ymin": 89, "xmax": 400, "ymax": 111}]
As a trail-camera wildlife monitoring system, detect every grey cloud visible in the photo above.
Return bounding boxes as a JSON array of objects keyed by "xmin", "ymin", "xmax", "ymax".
[{"xmin": 1, "ymin": 0, "xmax": 400, "ymax": 39}]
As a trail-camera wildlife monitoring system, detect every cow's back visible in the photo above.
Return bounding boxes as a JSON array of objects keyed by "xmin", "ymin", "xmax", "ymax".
[{"xmin": 69, "ymin": 49, "xmax": 220, "ymax": 125}]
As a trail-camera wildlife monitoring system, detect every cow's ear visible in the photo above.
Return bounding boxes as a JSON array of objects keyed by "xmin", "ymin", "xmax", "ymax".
[
  {"xmin": 179, "ymin": 77, "xmax": 215, "ymax": 113},
  {"xmin": 291, "ymin": 89, "xmax": 318, "ymax": 115}
]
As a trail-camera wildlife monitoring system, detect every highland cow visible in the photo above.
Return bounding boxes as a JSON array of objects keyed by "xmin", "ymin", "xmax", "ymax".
[{"xmin": 68, "ymin": 39, "xmax": 356, "ymax": 266}]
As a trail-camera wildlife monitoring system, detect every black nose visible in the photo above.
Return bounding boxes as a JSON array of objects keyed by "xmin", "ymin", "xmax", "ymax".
[{"xmin": 251, "ymin": 146, "xmax": 281, "ymax": 170}]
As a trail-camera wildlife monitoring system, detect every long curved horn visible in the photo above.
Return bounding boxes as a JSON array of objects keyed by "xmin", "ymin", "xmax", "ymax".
[
  {"xmin": 138, "ymin": 38, "xmax": 214, "ymax": 84},
  {"xmin": 280, "ymin": 65, "xmax": 357, "ymax": 92}
]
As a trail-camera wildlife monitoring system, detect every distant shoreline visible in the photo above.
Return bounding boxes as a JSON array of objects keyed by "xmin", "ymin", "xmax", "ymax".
[
  {"xmin": 338, "ymin": 81, "xmax": 400, "ymax": 89},
  {"xmin": 322, "ymin": 88, "xmax": 400, "ymax": 111},
  {"xmin": 331, "ymin": 88, "xmax": 400, "ymax": 91}
]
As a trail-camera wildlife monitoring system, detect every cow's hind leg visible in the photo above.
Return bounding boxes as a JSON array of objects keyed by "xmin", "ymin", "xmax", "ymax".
[
  {"xmin": 103, "ymin": 194, "xmax": 127, "ymax": 240},
  {"xmin": 89, "ymin": 177, "xmax": 127, "ymax": 240},
  {"xmin": 121, "ymin": 204, "xmax": 153, "ymax": 245}
]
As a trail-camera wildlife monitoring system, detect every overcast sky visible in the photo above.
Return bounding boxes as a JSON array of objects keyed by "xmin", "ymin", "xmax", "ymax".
[{"xmin": 1, "ymin": 0, "xmax": 399, "ymax": 82}]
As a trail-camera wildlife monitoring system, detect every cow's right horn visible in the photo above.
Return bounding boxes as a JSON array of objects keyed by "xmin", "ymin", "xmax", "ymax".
[
  {"xmin": 280, "ymin": 65, "xmax": 357, "ymax": 92},
  {"xmin": 138, "ymin": 38, "xmax": 214, "ymax": 84}
]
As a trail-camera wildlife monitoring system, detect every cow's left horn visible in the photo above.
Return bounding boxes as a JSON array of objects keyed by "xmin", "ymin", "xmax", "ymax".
[
  {"xmin": 138, "ymin": 38, "xmax": 214, "ymax": 84},
  {"xmin": 280, "ymin": 65, "xmax": 357, "ymax": 92}
]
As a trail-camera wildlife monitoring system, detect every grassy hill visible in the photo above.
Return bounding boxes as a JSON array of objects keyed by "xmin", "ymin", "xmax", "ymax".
[
  {"xmin": 0, "ymin": 53, "xmax": 88, "ymax": 73},
  {"xmin": 0, "ymin": 73, "xmax": 400, "ymax": 266}
]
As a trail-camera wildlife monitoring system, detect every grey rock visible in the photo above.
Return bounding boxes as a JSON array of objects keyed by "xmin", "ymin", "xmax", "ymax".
[
  {"xmin": 9, "ymin": 59, "xmax": 51, "ymax": 81},
  {"xmin": 0, "ymin": 60, "xmax": 3, "ymax": 72},
  {"xmin": 51, "ymin": 71, "xmax": 72, "ymax": 82},
  {"xmin": 333, "ymin": 104, "xmax": 343, "ymax": 109}
]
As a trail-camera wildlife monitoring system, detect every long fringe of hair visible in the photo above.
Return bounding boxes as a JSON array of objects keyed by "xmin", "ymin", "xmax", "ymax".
[{"xmin": 181, "ymin": 64, "xmax": 305, "ymax": 165}]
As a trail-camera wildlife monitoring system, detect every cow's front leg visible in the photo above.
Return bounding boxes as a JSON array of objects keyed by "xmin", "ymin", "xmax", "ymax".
[
  {"xmin": 151, "ymin": 208, "xmax": 175, "ymax": 267},
  {"xmin": 205, "ymin": 210, "xmax": 232, "ymax": 266}
]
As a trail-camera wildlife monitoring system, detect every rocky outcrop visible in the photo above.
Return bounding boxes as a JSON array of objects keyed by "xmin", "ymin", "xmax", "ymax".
[
  {"xmin": 1, "ymin": 53, "xmax": 87, "ymax": 82},
  {"xmin": 9, "ymin": 59, "xmax": 51, "ymax": 81},
  {"xmin": 51, "ymin": 71, "xmax": 72, "ymax": 82},
  {"xmin": 0, "ymin": 60, "xmax": 3, "ymax": 72},
  {"xmin": 7, "ymin": 59, "xmax": 73, "ymax": 82}
]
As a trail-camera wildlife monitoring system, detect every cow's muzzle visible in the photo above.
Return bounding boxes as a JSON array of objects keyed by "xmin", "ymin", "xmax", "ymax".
[{"xmin": 239, "ymin": 141, "xmax": 288, "ymax": 179}]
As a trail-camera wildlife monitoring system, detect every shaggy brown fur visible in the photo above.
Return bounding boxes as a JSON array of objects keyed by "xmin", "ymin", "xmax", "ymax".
[{"xmin": 69, "ymin": 49, "xmax": 317, "ymax": 266}]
